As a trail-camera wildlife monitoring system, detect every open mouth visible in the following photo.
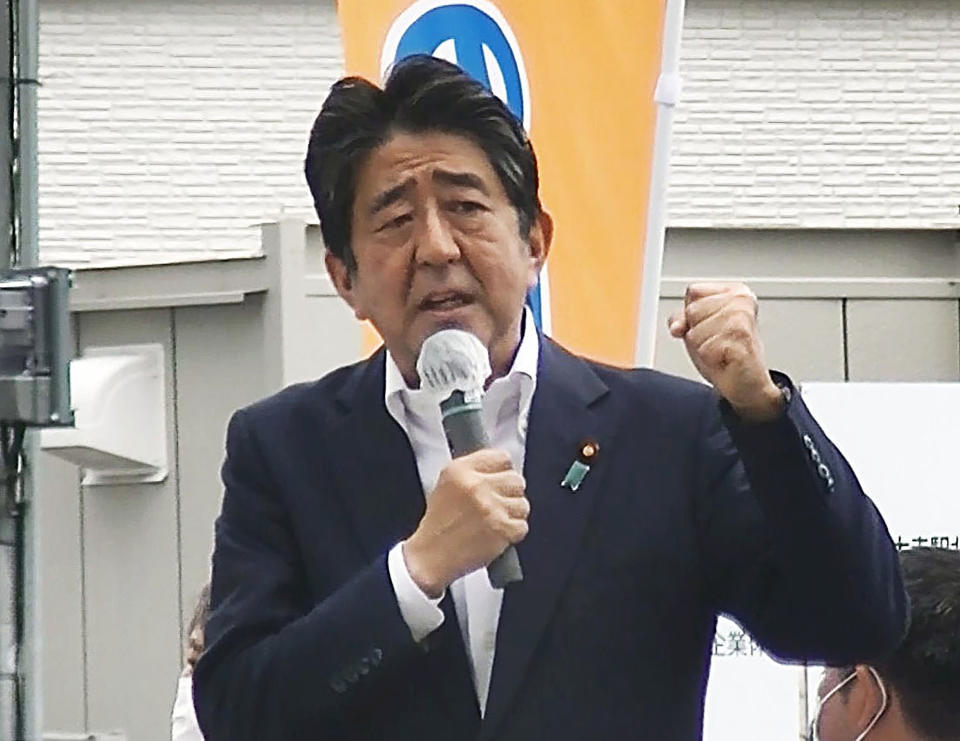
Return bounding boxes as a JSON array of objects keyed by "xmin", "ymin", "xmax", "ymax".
[{"xmin": 419, "ymin": 292, "xmax": 473, "ymax": 312}]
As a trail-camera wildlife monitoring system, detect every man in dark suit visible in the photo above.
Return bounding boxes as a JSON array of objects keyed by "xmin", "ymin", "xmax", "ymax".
[{"xmin": 193, "ymin": 55, "xmax": 908, "ymax": 740}]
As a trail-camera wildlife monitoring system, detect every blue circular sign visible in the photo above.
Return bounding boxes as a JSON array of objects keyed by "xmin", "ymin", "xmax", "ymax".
[{"xmin": 381, "ymin": 1, "xmax": 531, "ymax": 129}]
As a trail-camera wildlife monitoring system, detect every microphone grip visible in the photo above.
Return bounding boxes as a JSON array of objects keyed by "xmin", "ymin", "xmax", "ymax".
[
  {"xmin": 441, "ymin": 395, "xmax": 489, "ymax": 458},
  {"xmin": 487, "ymin": 543, "xmax": 523, "ymax": 588},
  {"xmin": 440, "ymin": 392, "xmax": 524, "ymax": 587}
]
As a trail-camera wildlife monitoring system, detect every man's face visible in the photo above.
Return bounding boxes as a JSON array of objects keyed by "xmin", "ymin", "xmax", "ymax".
[
  {"xmin": 815, "ymin": 667, "xmax": 861, "ymax": 741},
  {"xmin": 326, "ymin": 130, "xmax": 551, "ymax": 383}
]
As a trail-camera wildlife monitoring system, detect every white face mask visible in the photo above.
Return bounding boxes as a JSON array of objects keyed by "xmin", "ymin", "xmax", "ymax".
[
  {"xmin": 810, "ymin": 666, "xmax": 888, "ymax": 741},
  {"xmin": 171, "ymin": 674, "xmax": 205, "ymax": 741}
]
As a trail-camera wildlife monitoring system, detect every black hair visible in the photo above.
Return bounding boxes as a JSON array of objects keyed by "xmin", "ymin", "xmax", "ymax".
[
  {"xmin": 187, "ymin": 582, "xmax": 211, "ymax": 639},
  {"xmin": 304, "ymin": 54, "xmax": 541, "ymax": 270},
  {"xmin": 875, "ymin": 548, "xmax": 960, "ymax": 740}
]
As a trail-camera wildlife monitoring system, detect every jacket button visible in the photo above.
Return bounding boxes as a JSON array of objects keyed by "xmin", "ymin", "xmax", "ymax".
[
  {"xmin": 358, "ymin": 657, "xmax": 371, "ymax": 675},
  {"xmin": 817, "ymin": 463, "xmax": 831, "ymax": 480},
  {"xmin": 370, "ymin": 647, "xmax": 383, "ymax": 665},
  {"xmin": 810, "ymin": 448, "xmax": 822, "ymax": 464},
  {"xmin": 802, "ymin": 434, "xmax": 814, "ymax": 450}
]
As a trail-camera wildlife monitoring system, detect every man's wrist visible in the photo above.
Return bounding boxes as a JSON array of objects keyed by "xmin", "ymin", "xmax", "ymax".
[
  {"xmin": 387, "ymin": 543, "xmax": 444, "ymax": 643},
  {"xmin": 730, "ymin": 380, "xmax": 787, "ymax": 424},
  {"xmin": 401, "ymin": 538, "xmax": 447, "ymax": 599}
]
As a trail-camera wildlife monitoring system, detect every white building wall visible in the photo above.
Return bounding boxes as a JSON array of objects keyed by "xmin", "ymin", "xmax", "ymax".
[
  {"xmin": 38, "ymin": 0, "xmax": 342, "ymax": 266},
  {"xmin": 36, "ymin": 0, "xmax": 960, "ymax": 267},
  {"xmin": 669, "ymin": 0, "xmax": 960, "ymax": 228}
]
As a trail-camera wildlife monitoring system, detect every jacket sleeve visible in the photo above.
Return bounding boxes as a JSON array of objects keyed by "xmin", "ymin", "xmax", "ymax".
[
  {"xmin": 693, "ymin": 375, "xmax": 909, "ymax": 664},
  {"xmin": 193, "ymin": 408, "xmax": 421, "ymax": 740}
]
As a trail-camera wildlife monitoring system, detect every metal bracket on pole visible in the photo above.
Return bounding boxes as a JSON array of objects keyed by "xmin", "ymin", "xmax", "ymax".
[{"xmin": 654, "ymin": 72, "xmax": 682, "ymax": 108}]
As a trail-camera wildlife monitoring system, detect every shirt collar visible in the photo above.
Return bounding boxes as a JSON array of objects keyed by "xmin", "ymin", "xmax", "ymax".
[{"xmin": 385, "ymin": 307, "xmax": 540, "ymax": 432}]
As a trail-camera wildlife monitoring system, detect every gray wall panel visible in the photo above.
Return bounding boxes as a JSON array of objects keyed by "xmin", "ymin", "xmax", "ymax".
[
  {"xmin": 847, "ymin": 300, "xmax": 960, "ymax": 381},
  {"xmin": 35, "ymin": 312, "xmax": 86, "ymax": 734},
  {"xmin": 664, "ymin": 228, "xmax": 960, "ymax": 279},
  {"xmin": 302, "ymin": 294, "xmax": 365, "ymax": 375},
  {"xmin": 758, "ymin": 299, "xmax": 845, "ymax": 382},
  {"xmin": 77, "ymin": 309, "xmax": 181, "ymax": 741},
  {"xmin": 173, "ymin": 295, "xmax": 271, "ymax": 634},
  {"xmin": 653, "ymin": 298, "xmax": 845, "ymax": 383},
  {"xmin": 304, "ymin": 223, "xmax": 366, "ymax": 378},
  {"xmin": 34, "ymin": 453, "xmax": 85, "ymax": 732}
]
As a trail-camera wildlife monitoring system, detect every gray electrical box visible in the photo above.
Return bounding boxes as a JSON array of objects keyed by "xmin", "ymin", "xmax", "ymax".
[{"xmin": 0, "ymin": 267, "xmax": 72, "ymax": 425}]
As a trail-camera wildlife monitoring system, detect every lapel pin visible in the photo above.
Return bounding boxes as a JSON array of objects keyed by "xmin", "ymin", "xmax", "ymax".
[{"xmin": 560, "ymin": 439, "xmax": 600, "ymax": 492}]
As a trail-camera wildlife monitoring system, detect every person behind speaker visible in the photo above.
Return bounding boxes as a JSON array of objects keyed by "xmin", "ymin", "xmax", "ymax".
[
  {"xmin": 812, "ymin": 547, "xmax": 960, "ymax": 741},
  {"xmin": 171, "ymin": 582, "xmax": 209, "ymax": 741}
]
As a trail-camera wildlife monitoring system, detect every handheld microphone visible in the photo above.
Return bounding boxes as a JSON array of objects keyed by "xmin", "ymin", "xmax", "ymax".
[{"xmin": 416, "ymin": 329, "xmax": 524, "ymax": 589}]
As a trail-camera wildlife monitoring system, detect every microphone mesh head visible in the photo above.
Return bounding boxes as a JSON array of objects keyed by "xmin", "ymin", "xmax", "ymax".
[{"xmin": 416, "ymin": 329, "xmax": 491, "ymax": 397}]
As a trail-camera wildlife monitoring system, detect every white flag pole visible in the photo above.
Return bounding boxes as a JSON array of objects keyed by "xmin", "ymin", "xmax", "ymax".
[{"xmin": 635, "ymin": 0, "xmax": 686, "ymax": 367}]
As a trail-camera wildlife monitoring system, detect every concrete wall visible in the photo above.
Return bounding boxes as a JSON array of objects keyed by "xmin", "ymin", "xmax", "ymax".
[{"xmin": 655, "ymin": 228, "xmax": 960, "ymax": 382}]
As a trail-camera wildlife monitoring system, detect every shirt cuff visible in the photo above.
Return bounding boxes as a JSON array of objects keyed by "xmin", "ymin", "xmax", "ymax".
[{"xmin": 387, "ymin": 542, "xmax": 445, "ymax": 643}]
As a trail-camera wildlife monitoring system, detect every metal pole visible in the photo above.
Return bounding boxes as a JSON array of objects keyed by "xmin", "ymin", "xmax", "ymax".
[
  {"xmin": 635, "ymin": 0, "xmax": 686, "ymax": 368},
  {"xmin": 0, "ymin": 2, "xmax": 14, "ymax": 733},
  {"xmin": 16, "ymin": 0, "xmax": 37, "ymax": 270},
  {"xmin": 16, "ymin": 0, "xmax": 41, "ymax": 737},
  {"xmin": 0, "ymin": 0, "xmax": 11, "ymax": 271}
]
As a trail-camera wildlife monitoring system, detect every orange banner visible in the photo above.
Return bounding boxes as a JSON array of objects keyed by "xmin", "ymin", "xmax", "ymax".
[{"xmin": 337, "ymin": 0, "xmax": 666, "ymax": 366}]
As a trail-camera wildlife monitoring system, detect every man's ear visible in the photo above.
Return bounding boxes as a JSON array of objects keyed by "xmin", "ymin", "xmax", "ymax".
[
  {"xmin": 848, "ymin": 665, "xmax": 886, "ymax": 729},
  {"xmin": 325, "ymin": 250, "xmax": 367, "ymax": 320},
  {"xmin": 525, "ymin": 210, "xmax": 553, "ymax": 289}
]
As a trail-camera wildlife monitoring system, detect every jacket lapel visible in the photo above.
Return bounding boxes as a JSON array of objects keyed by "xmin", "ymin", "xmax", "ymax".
[
  {"xmin": 322, "ymin": 350, "xmax": 479, "ymax": 728},
  {"xmin": 323, "ymin": 349, "xmax": 427, "ymax": 559},
  {"xmin": 481, "ymin": 339, "xmax": 611, "ymax": 738}
]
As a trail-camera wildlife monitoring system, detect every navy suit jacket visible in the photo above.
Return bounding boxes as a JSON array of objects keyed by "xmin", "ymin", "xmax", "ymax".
[{"xmin": 194, "ymin": 337, "xmax": 907, "ymax": 740}]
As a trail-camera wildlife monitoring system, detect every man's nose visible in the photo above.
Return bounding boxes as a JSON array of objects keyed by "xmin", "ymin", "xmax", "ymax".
[{"xmin": 414, "ymin": 207, "xmax": 461, "ymax": 266}]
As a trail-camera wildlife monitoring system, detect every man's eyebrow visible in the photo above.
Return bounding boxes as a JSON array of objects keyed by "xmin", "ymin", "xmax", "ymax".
[
  {"xmin": 433, "ymin": 169, "xmax": 490, "ymax": 196},
  {"xmin": 368, "ymin": 179, "xmax": 414, "ymax": 216}
]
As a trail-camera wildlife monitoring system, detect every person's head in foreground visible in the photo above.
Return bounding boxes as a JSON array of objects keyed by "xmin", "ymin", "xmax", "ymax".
[
  {"xmin": 305, "ymin": 53, "xmax": 552, "ymax": 386},
  {"xmin": 172, "ymin": 582, "xmax": 211, "ymax": 740},
  {"xmin": 183, "ymin": 582, "xmax": 211, "ymax": 676},
  {"xmin": 813, "ymin": 547, "xmax": 960, "ymax": 741}
]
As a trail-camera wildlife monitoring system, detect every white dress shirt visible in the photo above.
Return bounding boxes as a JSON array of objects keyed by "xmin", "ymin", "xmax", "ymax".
[
  {"xmin": 171, "ymin": 674, "xmax": 205, "ymax": 741},
  {"xmin": 385, "ymin": 309, "xmax": 539, "ymax": 715}
]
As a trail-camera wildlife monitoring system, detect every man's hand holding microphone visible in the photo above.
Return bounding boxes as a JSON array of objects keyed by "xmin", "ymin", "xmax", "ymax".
[{"xmin": 403, "ymin": 328, "xmax": 528, "ymax": 598}]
